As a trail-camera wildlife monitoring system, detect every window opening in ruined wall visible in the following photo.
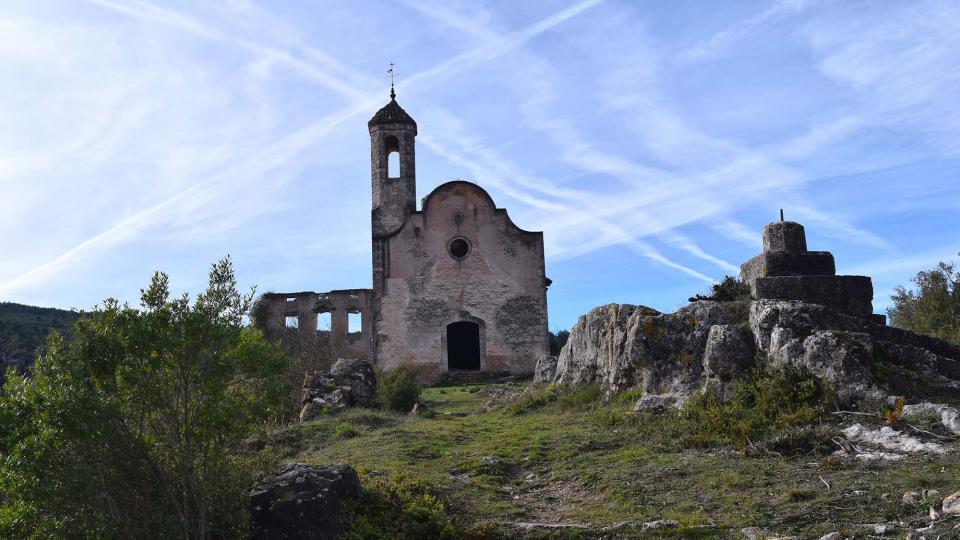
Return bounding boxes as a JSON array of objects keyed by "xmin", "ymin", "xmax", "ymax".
[
  {"xmin": 284, "ymin": 315, "xmax": 299, "ymax": 329},
  {"xmin": 317, "ymin": 312, "xmax": 331, "ymax": 332},
  {"xmin": 348, "ymin": 311, "xmax": 362, "ymax": 334}
]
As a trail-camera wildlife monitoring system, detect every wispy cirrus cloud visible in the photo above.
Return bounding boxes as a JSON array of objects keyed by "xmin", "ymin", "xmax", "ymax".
[{"xmin": 2, "ymin": 0, "xmax": 958, "ymax": 327}]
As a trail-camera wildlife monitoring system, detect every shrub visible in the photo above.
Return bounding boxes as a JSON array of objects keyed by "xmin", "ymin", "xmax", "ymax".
[
  {"xmin": 680, "ymin": 365, "xmax": 835, "ymax": 450},
  {"xmin": 377, "ymin": 366, "xmax": 421, "ymax": 412},
  {"xmin": 335, "ymin": 422, "xmax": 360, "ymax": 439},
  {"xmin": 689, "ymin": 275, "xmax": 751, "ymax": 303},
  {"xmin": 340, "ymin": 470, "xmax": 457, "ymax": 539},
  {"xmin": 557, "ymin": 384, "xmax": 604, "ymax": 411}
]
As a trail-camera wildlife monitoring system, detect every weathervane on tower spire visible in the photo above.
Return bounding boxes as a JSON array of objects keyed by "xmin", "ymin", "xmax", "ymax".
[{"xmin": 386, "ymin": 62, "xmax": 398, "ymax": 100}]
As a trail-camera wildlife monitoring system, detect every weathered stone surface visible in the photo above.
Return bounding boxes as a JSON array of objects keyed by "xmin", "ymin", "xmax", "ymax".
[
  {"xmin": 634, "ymin": 393, "xmax": 685, "ymax": 412},
  {"xmin": 300, "ymin": 358, "xmax": 376, "ymax": 421},
  {"xmin": 754, "ymin": 275, "xmax": 873, "ymax": 317},
  {"xmin": 702, "ymin": 324, "xmax": 756, "ymax": 401},
  {"xmin": 902, "ymin": 402, "xmax": 960, "ymax": 435},
  {"xmin": 842, "ymin": 424, "xmax": 947, "ymax": 455},
  {"xmin": 740, "ymin": 251, "xmax": 835, "ymax": 289},
  {"xmin": 762, "ymin": 221, "xmax": 807, "ymax": 252},
  {"xmin": 553, "ymin": 301, "xmax": 740, "ymax": 397},
  {"xmin": 767, "ymin": 328, "xmax": 879, "ymax": 402},
  {"xmin": 551, "ymin": 297, "xmax": 960, "ymax": 408},
  {"xmin": 703, "ymin": 324, "xmax": 755, "ymax": 382},
  {"xmin": 250, "ymin": 463, "xmax": 361, "ymax": 540},
  {"xmin": 751, "ymin": 299, "xmax": 960, "ymax": 398},
  {"xmin": 942, "ymin": 491, "xmax": 960, "ymax": 515},
  {"xmin": 257, "ymin": 290, "xmax": 373, "ymax": 361},
  {"xmin": 534, "ymin": 355, "xmax": 557, "ymax": 383}
]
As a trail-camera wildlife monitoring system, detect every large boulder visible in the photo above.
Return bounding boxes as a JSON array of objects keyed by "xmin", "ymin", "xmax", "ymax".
[
  {"xmin": 553, "ymin": 301, "xmax": 742, "ymax": 401},
  {"xmin": 751, "ymin": 299, "xmax": 960, "ymax": 401},
  {"xmin": 250, "ymin": 463, "xmax": 361, "ymax": 540},
  {"xmin": 300, "ymin": 358, "xmax": 376, "ymax": 421},
  {"xmin": 702, "ymin": 324, "xmax": 756, "ymax": 401},
  {"xmin": 533, "ymin": 355, "xmax": 557, "ymax": 383},
  {"xmin": 767, "ymin": 328, "xmax": 879, "ymax": 403}
]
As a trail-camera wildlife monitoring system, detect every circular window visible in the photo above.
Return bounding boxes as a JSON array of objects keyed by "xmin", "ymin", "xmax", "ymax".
[
  {"xmin": 452, "ymin": 212, "xmax": 464, "ymax": 225},
  {"xmin": 448, "ymin": 238, "xmax": 470, "ymax": 259}
]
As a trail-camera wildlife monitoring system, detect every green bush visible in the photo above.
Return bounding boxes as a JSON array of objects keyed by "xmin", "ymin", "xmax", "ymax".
[
  {"xmin": 340, "ymin": 470, "xmax": 458, "ymax": 539},
  {"xmin": 335, "ymin": 421, "xmax": 360, "ymax": 439},
  {"xmin": 689, "ymin": 275, "xmax": 751, "ymax": 302},
  {"xmin": 377, "ymin": 366, "xmax": 421, "ymax": 412},
  {"xmin": 680, "ymin": 365, "xmax": 835, "ymax": 450}
]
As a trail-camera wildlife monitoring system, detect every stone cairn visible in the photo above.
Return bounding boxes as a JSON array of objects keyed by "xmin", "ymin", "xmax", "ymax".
[{"xmin": 739, "ymin": 219, "xmax": 884, "ymax": 324}]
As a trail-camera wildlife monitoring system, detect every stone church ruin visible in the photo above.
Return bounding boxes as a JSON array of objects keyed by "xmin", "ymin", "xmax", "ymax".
[{"xmin": 258, "ymin": 92, "xmax": 550, "ymax": 379}]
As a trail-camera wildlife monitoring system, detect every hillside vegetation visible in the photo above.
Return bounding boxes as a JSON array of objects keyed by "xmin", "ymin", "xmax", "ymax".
[
  {"xmin": 0, "ymin": 302, "xmax": 79, "ymax": 369},
  {"xmin": 250, "ymin": 378, "xmax": 959, "ymax": 539}
]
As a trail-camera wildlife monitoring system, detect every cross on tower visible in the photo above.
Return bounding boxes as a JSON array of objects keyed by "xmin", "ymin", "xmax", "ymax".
[{"xmin": 386, "ymin": 62, "xmax": 398, "ymax": 99}]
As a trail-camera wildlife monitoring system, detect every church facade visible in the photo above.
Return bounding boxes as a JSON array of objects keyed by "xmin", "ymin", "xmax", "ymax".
[{"xmin": 258, "ymin": 94, "xmax": 550, "ymax": 378}]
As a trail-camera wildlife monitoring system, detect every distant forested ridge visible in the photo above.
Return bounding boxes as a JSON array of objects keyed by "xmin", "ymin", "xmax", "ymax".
[{"xmin": 0, "ymin": 302, "xmax": 80, "ymax": 374}]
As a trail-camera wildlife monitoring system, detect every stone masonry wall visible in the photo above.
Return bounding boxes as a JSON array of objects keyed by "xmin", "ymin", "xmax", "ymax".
[{"xmin": 375, "ymin": 181, "xmax": 549, "ymax": 379}]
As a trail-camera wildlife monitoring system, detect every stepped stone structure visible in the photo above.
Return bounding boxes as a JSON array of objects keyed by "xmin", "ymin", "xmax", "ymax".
[
  {"xmin": 740, "ymin": 219, "xmax": 879, "ymax": 321},
  {"xmin": 257, "ymin": 91, "xmax": 550, "ymax": 379}
]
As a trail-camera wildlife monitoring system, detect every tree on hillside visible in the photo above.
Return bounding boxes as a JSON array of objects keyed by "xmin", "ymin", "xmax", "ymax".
[
  {"xmin": 888, "ymin": 261, "xmax": 960, "ymax": 344},
  {"xmin": 0, "ymin": 257, "xmax": 289, "ymax": 539},
  {"xmin": 549, "ymin": 330, "xmax": 569, "ymax": 356}
]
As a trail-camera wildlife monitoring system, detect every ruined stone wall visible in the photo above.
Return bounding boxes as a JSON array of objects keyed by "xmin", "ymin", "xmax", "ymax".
[
  {"xmin": 259, "ymin": 289, "xmax": 373, "ymax": 360},
  {"xmin": 374, "ymin": 181, "xmax": 549, "ymax": 378}
]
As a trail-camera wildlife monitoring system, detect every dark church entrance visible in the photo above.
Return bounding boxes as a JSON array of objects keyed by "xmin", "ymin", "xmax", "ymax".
[{"xmin": 447, "ymin": 321, "xmax": 481, "ymax": 370}]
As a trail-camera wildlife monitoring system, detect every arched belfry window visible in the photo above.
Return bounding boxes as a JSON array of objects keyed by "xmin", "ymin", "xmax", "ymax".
[{"xmin": 385, "ymin": 135, "xmax": 400, "ymax": 179}]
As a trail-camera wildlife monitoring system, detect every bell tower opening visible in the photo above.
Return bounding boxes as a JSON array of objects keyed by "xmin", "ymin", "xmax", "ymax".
[
  {"xmin": 385, "ymin": 135, "xmax": 400, "ymax": 179},
  {"xmin": 446, "ymin": 321, "xmax": 481, "ymax": 371}
]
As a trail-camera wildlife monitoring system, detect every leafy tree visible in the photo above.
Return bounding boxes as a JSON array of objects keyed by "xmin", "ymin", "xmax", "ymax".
[
  {"xmin": 549, "ymin": 330, "xmax": 569, "ymax": 356},
  {"xmin": 0, "ymin": 257, "xmax": 288, "ymax": 539},
  {"xmin": 888, "ymin": 261, "xmax": 960, "ymax": 343}
]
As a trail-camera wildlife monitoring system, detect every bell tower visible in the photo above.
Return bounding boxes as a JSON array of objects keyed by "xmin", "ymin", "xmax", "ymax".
[
  {"xmin": 369, "ymin": 76, "xmax": 417, "ymax": 364},
  {"xmin": 368, "ymin": 85, "xmax": 417, "ymax": 238}
]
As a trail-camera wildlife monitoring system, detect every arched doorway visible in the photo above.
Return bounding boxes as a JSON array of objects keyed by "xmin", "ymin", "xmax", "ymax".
[{"xmin": 446, "ymin": 321, "xmax": 481, "ymax": 370}]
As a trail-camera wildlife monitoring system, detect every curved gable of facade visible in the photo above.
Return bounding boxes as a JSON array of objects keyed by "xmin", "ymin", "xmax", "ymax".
[{"xmin": 419, "ymin": 180, "xmax": 542, "ymax": 237}]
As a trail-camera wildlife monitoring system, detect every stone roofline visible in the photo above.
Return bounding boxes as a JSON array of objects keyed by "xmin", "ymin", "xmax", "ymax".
[
  {"xmin": 373, "ymin": 179, "xmax": 543, "ymax": 241},
  {"xmin": 261, "ymin": 288, "xmax": 372, "ymax": 299}
]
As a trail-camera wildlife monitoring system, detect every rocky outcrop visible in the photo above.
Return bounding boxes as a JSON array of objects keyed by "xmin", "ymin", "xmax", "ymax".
[
  {"xmin": 751, "ymin": 299, "xmax": 960, "ymax": 400},
  {"xmin": 554, "ymin": 301, "xmax": 743, "ymax": 406},
  {"xmin": 549, "ymin": 219, "xmax": 960, "ymax": 411},
  {"xmin": 702, "ymin": 324, "xmax": 755, "ymax": 401},
  {"xmin": 533, "ymin": 355, "xmax": 557, "ymax": 383},
  {"xmin": 548, "ymin": 299, "xmax": 960, "ymax": 409},
  {"xmin": 250, "ymin": 463, "xmax": 361, "ymax": 540},
  {"xmin": 300, "ymin": 358, "xmax": 377, "ymax": 422}
]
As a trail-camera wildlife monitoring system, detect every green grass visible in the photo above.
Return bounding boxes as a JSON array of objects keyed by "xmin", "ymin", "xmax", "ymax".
[{"xmin": 251, "ymin": 379, "xmax": 960, "ymax": 539}]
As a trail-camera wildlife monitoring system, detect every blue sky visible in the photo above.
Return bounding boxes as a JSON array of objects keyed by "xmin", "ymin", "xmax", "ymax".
[{"xmin": 1, "ymin": 0, "xmax": 959, "ymax": 331}]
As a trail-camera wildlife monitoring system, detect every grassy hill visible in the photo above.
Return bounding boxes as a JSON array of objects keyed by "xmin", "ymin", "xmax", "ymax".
[
  {"xmin": 252, "ymin": 380, "xmax": 960, "ymax": 539},
  {"xmin": 0, "ymin": 302, "xmax": 80, "ymax": 373}
]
